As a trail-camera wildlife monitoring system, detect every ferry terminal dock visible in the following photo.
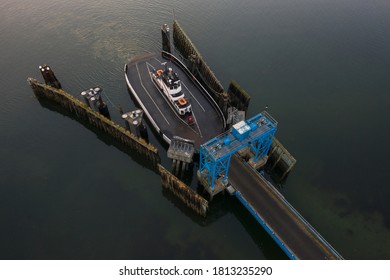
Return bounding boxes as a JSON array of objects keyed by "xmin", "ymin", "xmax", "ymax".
[{"xmin": 27, "ymin": 19, "xmax": 343, "ymax": 260}]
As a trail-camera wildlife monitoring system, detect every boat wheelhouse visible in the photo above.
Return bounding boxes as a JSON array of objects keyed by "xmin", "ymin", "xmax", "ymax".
[{"xmin": 151, "ymin": 64, "xmax": 194, "ymax": 125}]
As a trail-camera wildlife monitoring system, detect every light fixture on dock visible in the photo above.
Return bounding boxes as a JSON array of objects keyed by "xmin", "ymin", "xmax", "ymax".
[
  {"xmin": 121, "ymin": 109, "xmax": 148, "ymax": 142},
  {"xmin": 80, "ymin": 87, "xmax": 111, "ymax": 119}
]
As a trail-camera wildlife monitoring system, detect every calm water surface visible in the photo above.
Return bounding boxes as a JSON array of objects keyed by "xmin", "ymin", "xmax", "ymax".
[{"xmin": 1, "ymin": 0, "xmax": 389, "ymax": 259}]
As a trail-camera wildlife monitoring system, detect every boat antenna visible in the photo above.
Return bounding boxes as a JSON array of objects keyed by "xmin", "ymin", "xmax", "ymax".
[
  {"xmin": 173, "ymin": 8, "xmax": 176, "ymax": 22},
  {"xmin": 161, "ymin": 62, "xmax": 168, "ymax": 71}
]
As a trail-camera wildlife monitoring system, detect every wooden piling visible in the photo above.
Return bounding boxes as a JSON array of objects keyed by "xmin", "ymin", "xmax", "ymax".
[
  {"xmin": 158, "ymin": 164, "xmax": 208, "ymax": 217},
  {"xmin": 227, "ymin": 80, "xmax": 251, "ymax": 115},
  {"xmin": 172, "ymin": 20, "xmax": 225, "ymax": 101},
  {"xmin": 172, "ymin": 20, "xmax": 251, "ymax": 118},
  {"xmin": 27, "ymin": 78, "xmax": 161, "ymax": 167},
  {"xmin": 268, "ymin": 137, "xmax": 296, "ymax": 180},
  {"xmin": 161, "ymin": 23, "xmax": 171, "ymax": 53}
]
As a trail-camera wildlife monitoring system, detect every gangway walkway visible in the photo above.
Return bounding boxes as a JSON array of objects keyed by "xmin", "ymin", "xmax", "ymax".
[{"xmin": 229, "ymin": 155, "xmax": 343, "ymax": 259}]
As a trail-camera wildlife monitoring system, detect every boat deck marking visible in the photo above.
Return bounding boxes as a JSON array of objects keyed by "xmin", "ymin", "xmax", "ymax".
[
  {"xmin": 135, "ymin": 63, "xmax": 170, "ymax": 125},
  {"xmin": 190, "ymin": 109, "xmax": 203, "ymax": 138},
  {"xmin": 153, "ymin": 57, "xmax": 163, "ymax": 64},
  {"xmin": 182, "ymin": 82, "xmax": 206, "ymax": 112}
]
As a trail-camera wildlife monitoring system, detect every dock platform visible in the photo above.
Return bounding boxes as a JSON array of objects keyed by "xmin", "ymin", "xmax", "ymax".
[{"xmin": 125, "ymin": 52, "xmax": 225, "ymax": 149}]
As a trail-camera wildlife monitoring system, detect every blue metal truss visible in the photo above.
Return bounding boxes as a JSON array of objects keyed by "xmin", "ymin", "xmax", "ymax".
[
  {"xmin": 199, "ymin": 148, "xmax": 231, "ymax": 190},
  {"xmin": 199, "ymin": 112, "xmax": 277, "ymax": 190},
  {"xmin": 248, "ymin": 130, "xmax": 276, "ymax": 161}
]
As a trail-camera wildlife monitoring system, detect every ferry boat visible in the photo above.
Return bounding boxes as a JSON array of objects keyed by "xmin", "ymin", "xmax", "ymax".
[
  {"xmin": 124, "ymin": 51, "xmax": 225, "ymax": 148},
  {"xmin": 150, "ymin": 63, "xmax": 194, "ymax": 125}
]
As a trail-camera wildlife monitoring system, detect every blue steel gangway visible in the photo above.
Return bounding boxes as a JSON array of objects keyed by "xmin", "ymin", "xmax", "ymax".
[
  {"xmin": 198, "ymin": 112, "xmax": 277, "ymax": 198},
  {"xmin": 197, "ymin": 112, "xmax": 343, "ymax": 259},
  {"xmin": 229, "ymin": 155, "xmax": 343, "ymax": 259}
]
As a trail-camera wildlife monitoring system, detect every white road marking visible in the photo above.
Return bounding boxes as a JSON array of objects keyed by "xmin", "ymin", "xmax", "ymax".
[
  {"xmin": 190, "ymin": 109, "xmax": 203, "ymax": 138},
  {"xmin": 154, "ymin": 57, "xmax": 163, "ymax": 64},
  {"xmin": 182, "ymin": 82, "xmax": 206, "ymax": 112},
  {"xmin": 135, "ymin": 63, "xmax": 170, "ymax": 125},
  {"xmin": 146, "ymin": 61, "xmax": 157, "ymax": 70}
]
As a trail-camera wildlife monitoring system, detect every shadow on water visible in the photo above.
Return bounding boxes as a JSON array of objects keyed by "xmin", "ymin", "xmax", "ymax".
[
  {"xmin": 36, "ymin": 97, "xmax": 158, "ymax": 174},
  {"xmin": 174, "ymin": 166, "xmax": 195, "ymax": 186},
  {"xmin": 161, "ymin": 186, "xmax": 232, "ymax": 226},
  {"xmin": 263, "ymin": 156, "xmax": 294, "ymax": 188},
  {"xmin": 161, "ymin": 188, "xmax": 208, "ymax": 225}
]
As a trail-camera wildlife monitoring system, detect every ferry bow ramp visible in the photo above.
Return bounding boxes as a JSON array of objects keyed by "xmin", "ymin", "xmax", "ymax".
[{"xmin": 125, "ymin": 52, "xmax": 225, "ymax": 149}]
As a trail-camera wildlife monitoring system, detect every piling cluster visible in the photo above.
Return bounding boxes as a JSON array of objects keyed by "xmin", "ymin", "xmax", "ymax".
[
  {"xmin": 158, "ymin": 164, "xmax": 208, "ymax": 217},
  {"xmin": 27, "ymin": 77, "xmax": 160, "ymax": 167},
  {"xmin": 167, "ymin": 136, "xmax": 195, "ymax": 175},
  {"xmin": 268, "ymin": 137, "xmax": 297, "ymax": 180},
  {"xmin": 121, "ymin": 109, "xmax": 149, "ymax": 143},
  {"xmin": 38, "ymin": 64, "xmax": 62, "ymax": 89},
  {"xmin": 161, "ymin": 23, "xmax": 171, "ymax": 53},
  {"xmin": 226, "ymin": 81, "xmax": 251, "ymax": 115},
  {"xmin": 81, "ymin": 87, "xmax": 111, "ymax": 119}
]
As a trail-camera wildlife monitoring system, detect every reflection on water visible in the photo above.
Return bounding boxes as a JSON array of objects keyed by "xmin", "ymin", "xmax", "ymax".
[{"xmin": 1, "ymin": 0, "xmax": 390, "ymax": 259}]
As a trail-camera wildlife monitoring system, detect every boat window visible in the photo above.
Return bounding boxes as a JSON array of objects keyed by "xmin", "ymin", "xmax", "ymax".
[{"xmin": 172, "ymin": 92, "xmax": 183, "ymax": 98}]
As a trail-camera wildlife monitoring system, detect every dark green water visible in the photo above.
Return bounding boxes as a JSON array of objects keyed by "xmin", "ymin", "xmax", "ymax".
[{"xmin": 1, "ymin": 0, "xmax": 389, "ymax": 259}]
